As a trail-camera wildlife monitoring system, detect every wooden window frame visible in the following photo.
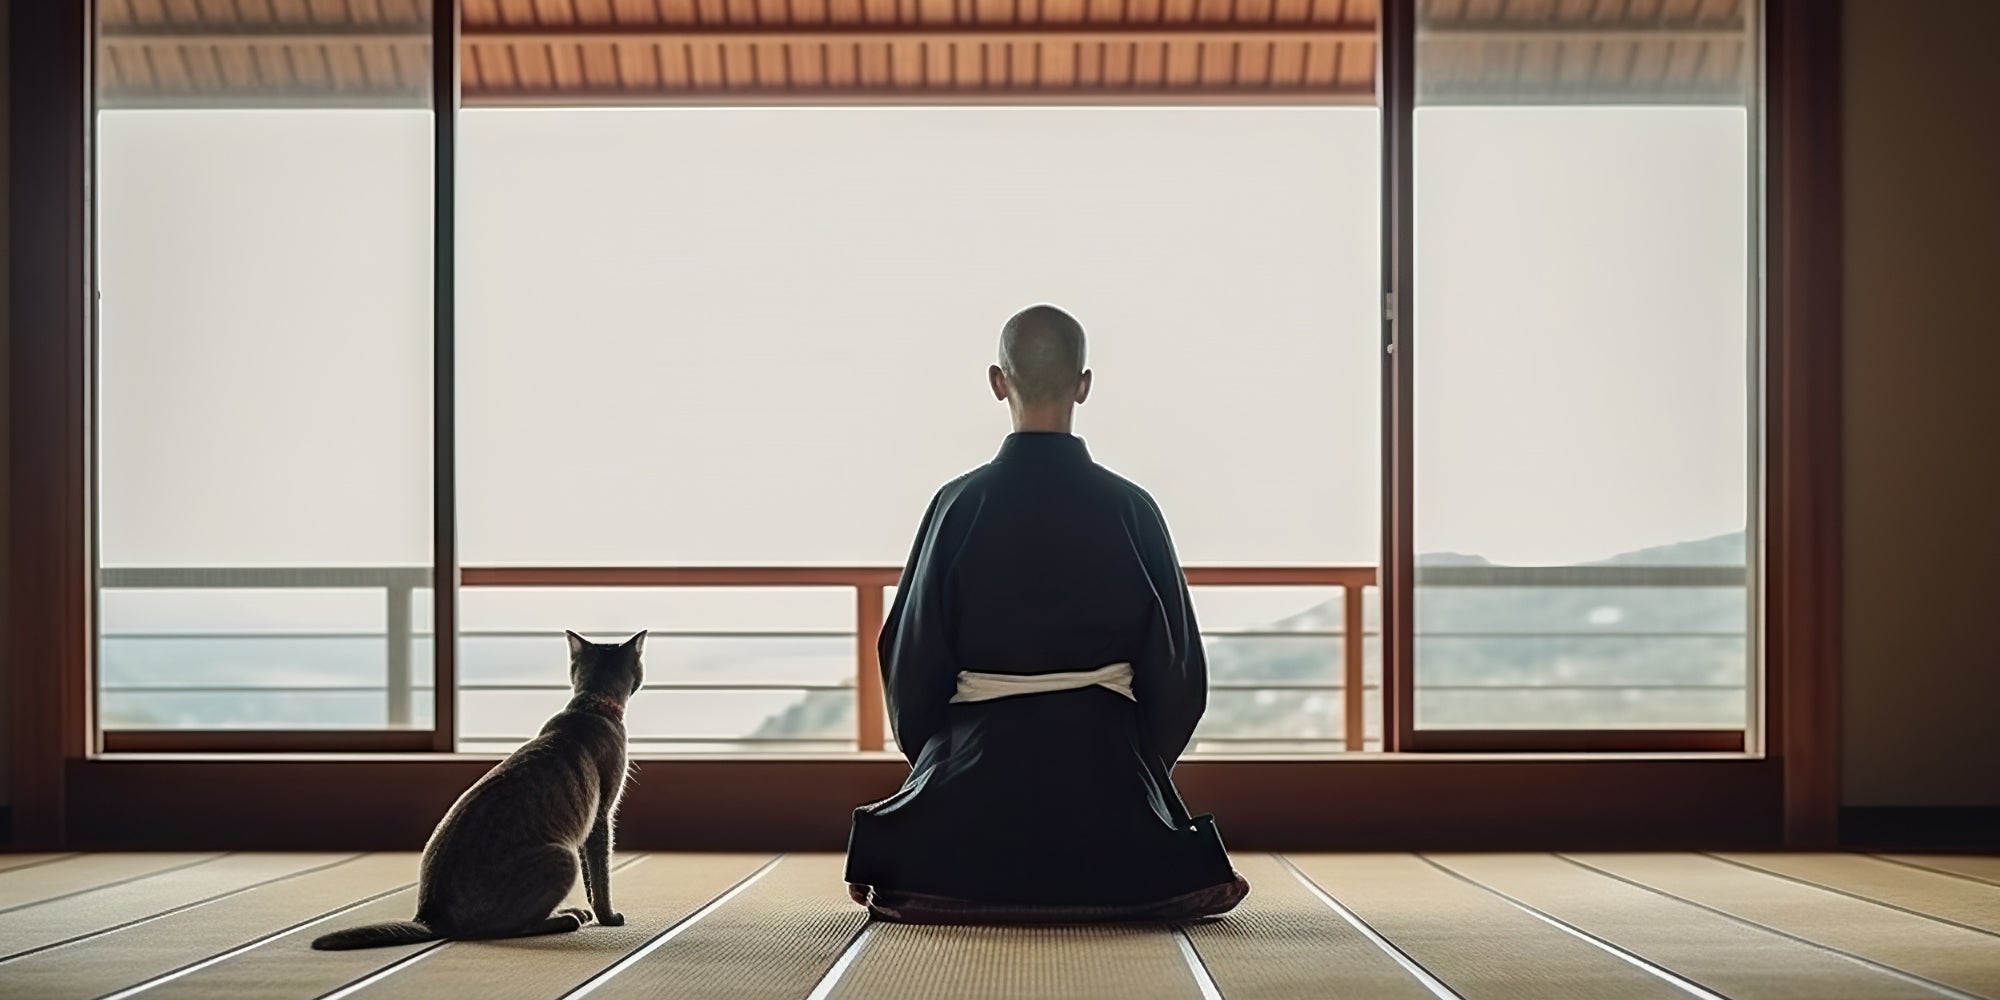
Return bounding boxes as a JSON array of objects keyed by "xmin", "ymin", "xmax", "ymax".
[
  {"xmin": 1380, "ymin": 0, "xmax": 1779, "ymax": 759},
  {"xmin": 5, "ymin": 0, "xmax": 1842, "ymax": 849}
]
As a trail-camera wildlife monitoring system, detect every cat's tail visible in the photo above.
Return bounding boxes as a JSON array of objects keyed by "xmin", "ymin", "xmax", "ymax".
[{"xmin": 310, "ymin": 919, "xmax": 441, "ymax": 951}]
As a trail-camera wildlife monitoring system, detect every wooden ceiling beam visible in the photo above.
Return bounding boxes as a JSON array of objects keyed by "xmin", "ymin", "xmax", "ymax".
[
  {"xmin": 98, "ymin": 18, "xmax": 1747, "ymax": 49},
  {"xmin": 465, "ymin": 86, "xmax": 1378, "ymax": 107},
  {"xmin": 100, "ymin": 22, "xmax": 1375, "ymax": 47}
]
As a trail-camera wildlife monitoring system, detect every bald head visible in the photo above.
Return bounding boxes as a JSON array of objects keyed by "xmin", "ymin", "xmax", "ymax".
[{"xmin": 997, "ymin": 305, "xmax": 1088, "ymax": 406}]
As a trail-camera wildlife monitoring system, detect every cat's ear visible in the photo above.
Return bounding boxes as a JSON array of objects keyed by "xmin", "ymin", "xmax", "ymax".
[
  {"xmin": 565, "ymin": 630, "xmax": 589, "ymax": 659},
  {"xmin": 623, "ymin": 630, "xmax": 647, "ymax": 657}
]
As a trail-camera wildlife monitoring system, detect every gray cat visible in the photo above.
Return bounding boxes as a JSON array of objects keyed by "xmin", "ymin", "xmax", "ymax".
[{"xmin": 313, "ymin": 630, "xmax": 645, "ymax": 950}]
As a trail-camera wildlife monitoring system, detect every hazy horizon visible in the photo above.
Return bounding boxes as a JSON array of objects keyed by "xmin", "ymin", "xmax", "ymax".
[
  {"xmin": 97, "ymin": 104, "xmax": 1746, "ymax": 572},
  {"xmin": 92, "ymin": 104, "xmax": 1752, "ymax": 740}
]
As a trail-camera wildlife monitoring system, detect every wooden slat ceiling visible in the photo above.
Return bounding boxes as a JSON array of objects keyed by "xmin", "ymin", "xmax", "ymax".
[{"xmin": 96, "ymin": 0, "xmax": 1749, "ymax": 108}]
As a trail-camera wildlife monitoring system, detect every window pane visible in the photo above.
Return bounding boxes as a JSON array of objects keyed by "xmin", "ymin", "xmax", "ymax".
[
  {"xmin": 94, "ymin": 4, "xmax": 434, "ymax": 732},
  {"xmin": 457, "ymin": 588, "xmax": 857, "ymax": 753},
  {"xmin": 458, "ymin": 108, "xmax": 1379, "ymax": 567},
  {"xmin": 1411, "ymin": 6, "xmax": 1755, "ymax": 732}
]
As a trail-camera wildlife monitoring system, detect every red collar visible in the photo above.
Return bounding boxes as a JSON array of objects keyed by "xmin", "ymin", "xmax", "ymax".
[{"xmin": 570, "ymin": 692, "xmax": 625, "ymax": 724}]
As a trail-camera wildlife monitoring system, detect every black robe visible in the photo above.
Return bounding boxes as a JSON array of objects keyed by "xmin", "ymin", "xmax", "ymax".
[{"xmin": 844, "ymin": 431, "xmax": 1238, "ymax": 908}]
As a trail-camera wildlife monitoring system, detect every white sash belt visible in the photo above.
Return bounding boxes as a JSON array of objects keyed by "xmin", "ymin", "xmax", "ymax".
[{"xmin": 949, "ymin": 662, "xmax": 1136, "ymax": 704}]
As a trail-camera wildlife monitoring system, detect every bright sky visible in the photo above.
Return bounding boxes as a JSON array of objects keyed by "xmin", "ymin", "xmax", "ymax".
[{"xmin": 96, "ymin": 105, "xmax": 1747, "ymax": 573}]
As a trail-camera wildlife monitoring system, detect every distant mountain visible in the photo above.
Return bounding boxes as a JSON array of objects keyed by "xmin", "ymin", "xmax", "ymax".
[
  {"xmin": 751, "ymin": 530, "xmax": 1755, "ymax": 743},
  {"xmin": 1414, "ymin": 552, "xmax": 1492, "ymax": 567},
  {"xmin": 1418, "ymin": 530, "xmax": 1747, "ymax": 569},
  {"xmin": 1585, "ymin": 530, "xmax": 1745, "ymax": 567}
]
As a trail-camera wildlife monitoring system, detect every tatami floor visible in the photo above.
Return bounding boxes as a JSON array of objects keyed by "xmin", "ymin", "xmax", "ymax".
[{"xmin": 0, "ymin": 851, "xmax": 1995, "ymax": 999}]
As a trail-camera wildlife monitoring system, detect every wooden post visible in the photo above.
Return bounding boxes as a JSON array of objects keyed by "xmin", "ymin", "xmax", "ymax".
[
  {"xmin": 385, "ymin": 581, "xmax": 413, "ymax": 728},
  {"xmin": 429, "ymin": 0, "xmax": 461, "ymax": 753},
  {"xmin": 1344, "ymin": 585, "xmax": 1366, "ymax": 751},
  {"xmin": 855, "ymin": 585, "xmax": 886, "ymax": 752}
]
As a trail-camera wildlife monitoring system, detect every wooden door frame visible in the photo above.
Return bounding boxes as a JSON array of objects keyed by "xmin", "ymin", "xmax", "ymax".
[{"xmin": 6, "ymin": 0, "xmax": 1843, "ymax": 849}]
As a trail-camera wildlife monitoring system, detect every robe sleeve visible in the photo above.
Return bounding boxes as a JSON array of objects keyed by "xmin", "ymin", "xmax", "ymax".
[
  {"xmin": 880, "ymin": 487, "xmax": 958, "ymax": 764},
  {"xmin": 1131, "ymin": 492, "xmax": 1206, "ymax": 765}
]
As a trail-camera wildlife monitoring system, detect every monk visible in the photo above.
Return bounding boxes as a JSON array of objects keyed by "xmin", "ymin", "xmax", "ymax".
[{"xmin": 844, "ymin": 304, "xmax": 1248, "ymax": 924}]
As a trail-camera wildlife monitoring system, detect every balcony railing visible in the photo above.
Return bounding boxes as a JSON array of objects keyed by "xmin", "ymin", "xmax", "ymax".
[{"xmin": 97, "ymin": 563, "xmax": 1747, "ymax": 753}]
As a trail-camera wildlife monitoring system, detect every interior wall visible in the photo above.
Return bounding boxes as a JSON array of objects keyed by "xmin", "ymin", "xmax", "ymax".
[
  {"xmin": 1841, "ymin": 0, "xmax": 2000, "ymax": 807},
  {"xmin": 1, "ymin": 0, "xmax": 14, "ymax": 816}
]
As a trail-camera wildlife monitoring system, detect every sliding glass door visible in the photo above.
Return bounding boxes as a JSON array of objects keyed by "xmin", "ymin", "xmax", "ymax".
[
  {"xmin": 1393, "ymin": 0, "xmax": 1759, "ymax": 750},
  {"xmin": 92, "ymin": 1, "xmax": 444, "ymax": 748}
]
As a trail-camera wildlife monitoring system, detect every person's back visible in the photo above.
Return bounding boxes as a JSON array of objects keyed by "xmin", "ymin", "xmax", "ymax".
[
  {"xmin": 843, "ymin": 305, "xmax": 1247, "ymax": 924},
  {"xmin": 947, "ymin": 441, "xmax": 1160, "ymax": 694}
]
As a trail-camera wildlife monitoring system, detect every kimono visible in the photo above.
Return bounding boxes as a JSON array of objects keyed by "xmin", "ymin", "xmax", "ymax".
[{"xmin": 844, "ymin": 431, "xmax": 1246, "ymax": 923}]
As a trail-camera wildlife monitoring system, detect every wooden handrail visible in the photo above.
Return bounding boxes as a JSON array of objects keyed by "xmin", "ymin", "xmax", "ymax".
[
  {"xmin": 459, "ymin": 564, "xmax": 1375, "ymax": 588},
  {"xmin": 458, "ymin": 564, "xmax": 1376, "ymax": 751},
  {"xmin": 101, "ymin": 564, "xmax": 1385, "ymax": 751}
]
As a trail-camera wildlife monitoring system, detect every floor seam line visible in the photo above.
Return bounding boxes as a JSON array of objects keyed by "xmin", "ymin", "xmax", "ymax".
[
  {"xmin": 0, "ymin": 853, "xmax": 371, "ymax": 966},
  {"xmin": 310, "ymin": 941, "xmax": 452, "ymax": 1000},
  {"xmin": 559, "ymin": 852, "xmax": 786, "ymax": 999},
  {"xmin": 164, "ymin": 852, "xmax": 648, "ymax": 1000},
  {"xmin": 801, "ymin": 917, "xmax": 875, "ymax": 1000},
  {"xmin": 1275, "ymin": 854, "xmax": 1461, "ymax": 1000},
  {"xmin": 0, "ymin": 853, "xmax": 236, "ymax": 917},
  {"xmin": 0, "ymin": 854, "xmax": 84, "ymax": 876},
  {"xmin": 94, "ymin": 875, "xmax": 423, "ymax": 1000},
  {"xmin": 1553, "ymin": 853, "xmax": 1986, "ymax": 1000},
  {"xmin": 1866, "ymin": 855, "xmax": 2000, "ymax": 890},
  {"xmin": 1416, "ymin": 854, "xmax": 1730, "ymax": 1000},
  {"xmin": 1699, "ymin": 852, "xmax": 2000, "ymax": 940},
  {"xmin": 1173, "ymin": 925, "xmax": 1226, "ymax": 1000}
]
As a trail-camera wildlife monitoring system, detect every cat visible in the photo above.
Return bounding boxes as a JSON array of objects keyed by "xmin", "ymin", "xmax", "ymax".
[{"xmin": 312, "ymin": 630, "xmax": 644, "ymax": 950}]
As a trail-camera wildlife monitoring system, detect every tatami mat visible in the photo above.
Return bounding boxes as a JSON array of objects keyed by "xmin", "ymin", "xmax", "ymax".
[
  {"xmin": 1183, "ymin": 853, "xmax": 1440, "ymax": 999},
  {"xmin": 1882, "ymin": 854, "xmax": 2000, "ymax": 887},
  {"xmin": 0, "ymin": 854, "xmax": 220, "ymax": 912},
  {"xmin": 1289, "ymin": 853, "xmax": 1689, "ymax": 1000},
  {"xmin": 1571, "ymin": 852, "xmax": 2000, "ymax": 997},
  {"xmin": 584, "ymin": 854, "xmax": 868, "ymax": 1000},
  {"xmin": 1, "ymin": 850, "xmax": 1993, "ymax": 999},
  {"xmin": 0, "ymin": 853, "xmax": 339, "ymax": 961},
  {"xmin": 1715, "ymin": 853, "xmax": 2000, "ymax": 935},
  {"xmin": 137, "ymin": 880, "xmax": 437, "ymax": 999},
  {"xmin": 0, "ymin": 854, "xmax": 76, "ymax": 875},
  {"xmin": 348, "ymin": 853, "xmax": 772, "ymax": 1000},
  {"xmin": 832, "ymin": 922, "xmax": 1198, "ymax": 1000},
  {"xmin": 0, "ymin": 853, "xmax": 415, "ymax": 1000},
  {"xmin": 1433, "ymin": 853, "xmax": 1944, "ymax": 1000}
]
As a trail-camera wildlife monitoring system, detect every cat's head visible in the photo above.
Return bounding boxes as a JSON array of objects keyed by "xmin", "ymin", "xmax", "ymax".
[{"xmin": 564, "ymin": 630, "xmax": 647, "ymax": 700}]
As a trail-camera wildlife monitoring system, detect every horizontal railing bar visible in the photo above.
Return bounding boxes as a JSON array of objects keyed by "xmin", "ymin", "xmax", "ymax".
[
  {"xmin": 102, "ymin": 631, "xmax": 1365, "ymax": 641},
  {"xmin": 1415, "ymin": 684, "xmax": 1748, "ymax": 691},
  {"xmin": 100, "ymin": 566, "xmax": 434, "ymax": 588},
  {"xmin": 1203, "ymin": 629, "xmax": 1347, "ymax": 638},
  {"xmin": 1187, "ymin": 736, "xmax": 1351, "ymax": 742},
  {"xmin": 462, "ymin": 683, "xmax": 852, "ymax": 692},
  {"xmin": 102, "ymin": 682, "xmax": 1741, "ymax": 694},
  {"xmin": 461, "ymin": 566, "xmax": 905, "ymax": 587},
  {"xmin": 102, "ymin": 682, "xmax": 858, "ymax": 693},
  {"xmin": 94, "ymin": 628, "xmax": 1744, "ymax": 644},
  {"xmin": 1185, "ymin": 566, "xmax": 1378, "ymax": 586},
  {"xmin": 1415, "ymin": 565, "xmax": 1746, "ymax": 587},
  {"xmin": 1416, "ymin": 631, "xmax": 1747, "ymax": 639},
  {"xmin": 467, "ymin": 630, "xmax": 847, "ymax": 639},
  {"xmin": 103, "ymin": 685, "xmax": 393, "ymax": 694},
  {"xmin": 1211, "ymin": 683, "xmax": 1358, "ymax": 691},
  {"xmin": 99, "ymin": 564, "xmax": 1745, "ymax": 590},
  {"xmin": 102, "ymin": 632, "xmax": 396, "ymax": 641},
  {"xmin": 103, "ymin": 632, "xmax": 860, "ymax": 640},
  {"xmin": 475, "ymin": 734, "xmax": 1389, "ymax": 745},
  {"xmin": 458, "ymin": 736, "xmax": 852, "ymax": 744}
]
